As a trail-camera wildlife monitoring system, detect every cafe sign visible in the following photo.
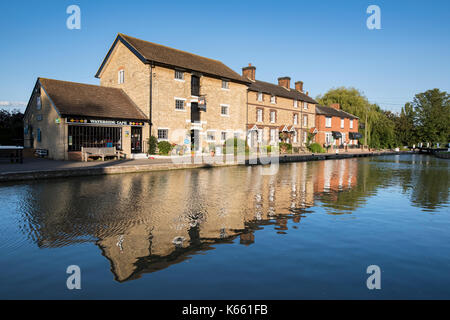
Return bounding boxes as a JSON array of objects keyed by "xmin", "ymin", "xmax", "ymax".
[{"xmin": 66, "ymin": 118, "xmax": 144, "ymax": 126}]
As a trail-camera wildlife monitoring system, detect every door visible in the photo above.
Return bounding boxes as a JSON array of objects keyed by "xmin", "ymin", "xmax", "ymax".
[
  {"xmin": 191, "ymin": 102, "xmax": 200, "ymax": 123},
  {"xmin": 131, "ymin": 127, "xmax": 142, "ymax": 153},
  {"xmin": 191, "ymin": 129, "xmax": 200, "ymax": 151}
]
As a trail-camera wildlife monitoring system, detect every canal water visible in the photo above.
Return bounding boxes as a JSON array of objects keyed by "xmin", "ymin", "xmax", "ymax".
[{"xmin": 0, "ymin": 154, "xmax": 449, "ymax": 299}]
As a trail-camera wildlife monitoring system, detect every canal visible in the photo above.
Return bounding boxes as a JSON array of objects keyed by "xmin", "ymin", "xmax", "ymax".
[{"xmin": 0, "ymin": 154, "xmax": 449, "ymax": 299}]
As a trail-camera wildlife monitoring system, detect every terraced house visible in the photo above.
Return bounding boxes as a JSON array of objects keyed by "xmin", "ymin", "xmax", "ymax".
[{"xmin": 241, "ymin": 64, "xmax": 318, "ymax": 150}]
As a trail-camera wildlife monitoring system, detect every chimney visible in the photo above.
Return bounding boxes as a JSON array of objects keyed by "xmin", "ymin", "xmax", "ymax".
[
  {"xmin": 242, "ymin": 63, "xmax": 256, "ymax": 81},
  {"xmin": 330, "ymin": 103, "xmax": 340, "ymax": 110},
  {"xmin": 295, "ymin": 81, "xmax": 304, "ymax": 92},
  {"xmin": 306, "ymin": 91, "xmax": 309, "ymax": 96},
  {"xmin": 278, "ymin": 77, "xmax": 291, "ymax": 89}
]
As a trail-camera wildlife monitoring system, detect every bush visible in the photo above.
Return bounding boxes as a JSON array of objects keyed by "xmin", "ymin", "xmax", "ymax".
[
  {"xmin": 308, "ymin": 142, "xmax": 326, "ymax": 153},
  {"xmin": 157, "ymin": 141, "xmax": 173, "ymax": 155},
  {"xmin": 279, "ymin": 142, "xmax": 292, "ymax": 154},
  {"xmin": 147, "ymin": 136, "xmax": 158, "ymax": 155}
]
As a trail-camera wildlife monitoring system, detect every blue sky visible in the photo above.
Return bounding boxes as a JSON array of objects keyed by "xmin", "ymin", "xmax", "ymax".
[{"xmin": 0, "ymin": 0, "xmax": 449, "ymax": 112}]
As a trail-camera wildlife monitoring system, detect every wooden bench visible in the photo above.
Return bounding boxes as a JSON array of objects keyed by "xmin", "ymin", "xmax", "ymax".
[{"xmin": 81, "ymin": 147, "xmax": 125, "ymax": 162}]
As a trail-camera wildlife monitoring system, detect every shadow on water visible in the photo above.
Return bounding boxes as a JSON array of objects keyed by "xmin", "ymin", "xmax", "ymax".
[{"xmin": 8, "ymin": 154, "xmax": 450, "ymax": 282}]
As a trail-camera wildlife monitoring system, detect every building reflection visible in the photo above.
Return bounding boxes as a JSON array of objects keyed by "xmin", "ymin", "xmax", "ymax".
[{"xmin": 19, "ymin": 155, "xmax": 447, "ymax": 282}]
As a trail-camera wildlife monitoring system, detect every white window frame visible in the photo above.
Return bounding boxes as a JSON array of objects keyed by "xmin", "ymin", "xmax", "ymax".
[
  {"xmin": 221, "ymin": 80, "xmax": 229, "ymax": 90},
  {"xmin": 294, "ymin": 100, "xmax": 298, "ymax": 108},
  {"xmin": 174, "ymin": 70, "xmax": 184, "ymax": 81},
  {"xmin": 350, "ymin": 119, "xmax": 354, "ymax": 129},
  {"xmin": 220, "ymin": 104, "xmax": 229, "ymax": 117},
  {"xmin": 303, "ymin": 115, "xmax": 308, "ymax": 127},
  {"xmin": 270, "ymin": 128, "xmax": 277, "ymax": 144},
  {"xmin": 257, "ymin": 92, "xmax": 263, "ymax": 102},
  {"xmin": 118, "ymin": 69, "xmax": 124, "ymax": 84},
  {"xmin": 257, "ymin": 109, "xmax": 263, "ymax": 122},
  {"xmin": 270, "ymin": 95, "xmax": 276, "ymax": 104},
  {"xmin": 206, "ymin": 130, "xmax": 216, "ymax": 142},
  {"xmin": 293, "ymin": 130, "xmax": 298, "ymax": 143},
  {"xmin": 157, "ymin": 128, "xmax": 169, "ymax": 141},
  {"xmin": 294, "ymin": 113, "xmax": 298, "ymax": 125},
  {"xmin": 174, "ymin": 97, "xmax": 186, "ymax": 111},
  {"xmin": 221, "ymin": 131, "xmax": 227, "ymax": 142},
  {"xmin": 325, "ymin": 132, "xmax": 332, "ymax": 145},
  {"xmin": 303, "ymin": 131, "xmax": 307, "ymax": 143},
  {"xmin": 270, "ymin": 111, "xmax": 276, "ymax": 123},
  {"xmin": 325, "ymin": 117, "xmax": 332, "ymax": 128},
  {"xmin": 341, "ymin": 118, "xmax": 345, "ymax": 129},
  {"xmin": 303, "ymin": 102, "xmax": 307, "ymax": 110}
]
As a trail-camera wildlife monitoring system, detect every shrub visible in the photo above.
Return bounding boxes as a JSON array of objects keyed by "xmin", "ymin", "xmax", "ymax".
[
  {"xmin": 147, "ymin": 136, "xmax": 158, "ymax": 155},
  {"xmin": 279, "ymin": 142, "xmax": 292, "ymax": 154},
  {"xmin": 157, "ymin": 141, "xmax": 173, "ymax": 155},
  {"xmin": 308, "ymin": 142, "xmax": 326, "ymax": 153}
]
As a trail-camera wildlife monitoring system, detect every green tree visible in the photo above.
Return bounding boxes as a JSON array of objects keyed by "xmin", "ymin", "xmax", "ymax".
[{"xmin": 412, "ymin": 89, "xmax": 449, "ymax": 145}]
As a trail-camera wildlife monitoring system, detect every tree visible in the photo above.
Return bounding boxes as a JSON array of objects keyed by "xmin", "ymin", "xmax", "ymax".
[
  {"xmin": 395, "ymin": 103, "xmax": 417, "ymax": 146},
  {"xmin": 412, "ymin": 89, "xmax": 449, "ymax": 145},
  {"xmin": 0, "ymin": 109, "xmax": 24, "ymax": 145}
]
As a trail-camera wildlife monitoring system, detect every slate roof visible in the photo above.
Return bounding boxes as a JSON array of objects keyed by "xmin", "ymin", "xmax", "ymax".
[
  {"xmin": 248, "ymin": 80, "xmax": 317, "ymax": 104},
  {"xmin": 96, "ymin": 34, "xmax": 250, "ymax": 84},
  {"xmin": 38, "ymin": 78, "xmax": 148, "ymax": 120},
  {"xmin": 315, "ymin": 105, "xmax": 359, "ymax": 119}
]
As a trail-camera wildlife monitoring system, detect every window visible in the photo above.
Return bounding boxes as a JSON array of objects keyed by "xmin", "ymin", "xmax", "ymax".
[
  {"xmin": 36, "ymin": 96, "xmax": 41, "ymax": 110},
  {"xmin": 158, "ymin": 129, "xmax": 168, "ymax": 141},
  {"xmin": 350, "ymin": 119, "xmax": 354, "ymax": 129},
  {"xmin": 342, "ymin": 133, "xmax": 346, "ymax": 144},
  {"xmin": 303, "ymin": 102, "xmax": 307, "ymax": 110},
  {"xmin": 234, "ymin": 132, "xmax": 240, "ymax": 139},
  {"xmin": 36, "ymin": 114, "xmax": 43, "ymax": 121},
  {"xmin": 207, "ymin": 131, "xmax": 215, "ymax": 141},
  {"xmin": 257, "ymin": 129, "xmax": 263, "ymax": 143},
  {"xmin": 294, "ymin": 100, "xmax": 298, "ymax": 108},
  {"xmin": 325, "ymin": 117, "xmax": 332, "ymax": 128},
  {"xmin": 303, "ymin": 131, "xmax": 307, "ymax": 143},
  {"xmin": 341, "ymin": 118, "xmax": 344, "ymax": 129},
  {"xmin": 270, "ymin": 111, "xmax": 276, "ymax": 123},
  {"xmin": 270, "ymin": 95, "xmax": 276, "ymax": 104},
  {"xmin": 325, "ymin": 132, "xmax": 332, "ymax": 145},
  {"xmin": 257, "ymin": 109, "xmax": 263, "ymax": 122},
  {"xmin": 222, "ymin": 80, "xmax": 229, "ymax": 89},
  {"xmin": 303, "ymin": 115, "xmax": 308, "ymax": 127},
  {"xmin": 191, "ymin": 75, "xmax": 200, "ymax": 96},
  {"xmin": 221, "ymin": 104, "xmax": 229, "ymax": 116},
  {"xmin": 293, "ymin": 113, "xmax": 298, "ymax": 125},
  {"xmin": 118, "ymin": 69, "xmax": 124, "ymax": 84},
  {"xmin": 270, "ymin": 129, "xmax": 277, "ymax": 144},
  {"xmin": 175, "ymin": 70, "xmax": 184, "ymax": 80},
  {"xmin": 37, "ymin": 128, "xmax": 41, "ymax": 142},
  {"xmin": 257, "ymin": 92, "xmax": 263, "ymax": 102},
  {"xmin": 221, "ymin": 131, "xmax": 227, "ymax": 141},
  {"xmin": 175, "ymin": 99, "xmax": 185, "ymax": 110},
  {"xmin": 68, "ymin": 125, "xmax": 122, "ymax": 151},
  {"xmin": 293, "ymin": 130, "xmax": 298, "ymax": 143}
]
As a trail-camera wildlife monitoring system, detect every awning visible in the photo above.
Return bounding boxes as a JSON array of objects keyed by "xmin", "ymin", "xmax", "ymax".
[
  {"xmin": 332, "ymin": 131, "xmax": 342, "ymax": 139},
  {"xmin": 349, "ymin": 132, "xmax": 363, "ymax": 139}
]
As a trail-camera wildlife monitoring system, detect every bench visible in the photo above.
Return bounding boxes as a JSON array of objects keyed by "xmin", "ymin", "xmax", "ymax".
[
  {"xmin": 0, "ymin": 146, "xmax": 23, "ymax": 163},
  {"xmin": 35, "ymin": 149, "xmax": 48, "ymax": 157},
  {"xmin": 81, "ymin": 147, "xmax": 125, "ymax": 162}
]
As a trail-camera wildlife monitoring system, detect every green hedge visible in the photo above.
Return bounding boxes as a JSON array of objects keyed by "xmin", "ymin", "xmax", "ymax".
[
  {"xmin": 308, "ymin": 142, "xmax": 326, "ymax": 153},
  {"xmin": 157, "ymin": 141, "xmax": 173, "ymax": 155}
]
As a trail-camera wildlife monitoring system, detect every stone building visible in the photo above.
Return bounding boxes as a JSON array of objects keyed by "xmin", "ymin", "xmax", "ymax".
[{"xmin": 241, "ymin": 64, "xmax": 318, "ymax": 150}]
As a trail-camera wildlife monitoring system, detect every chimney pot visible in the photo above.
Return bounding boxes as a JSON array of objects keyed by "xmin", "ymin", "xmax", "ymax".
[{"xmin": 278, "ymin": 76, "xmax": 291, "ymax": 89}]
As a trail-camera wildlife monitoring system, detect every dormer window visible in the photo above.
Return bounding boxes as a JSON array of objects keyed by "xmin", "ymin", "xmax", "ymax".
[
  {"xmin": 270, "ymin": 95, "xmax": 276, "ymax": 104},
  {"xmin": 118, "ymin": 69, "xmax": 124, "ymax": 84}
]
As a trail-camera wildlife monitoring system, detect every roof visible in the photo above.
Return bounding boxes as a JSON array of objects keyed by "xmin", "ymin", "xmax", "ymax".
[
  {"xmin": 38, "ymin": 78, "xmax": 148, "ymax": 120},
  {"xmin": 248, "ymin": 80, "xmax": 317, "ymax": 104},
  {"xmin": 315, "ymin": 105, "xmax": 359, "ymax": 119},
  {"xmin": 96, "ymin": 34, "xmax": 250, "ymax": 84}
]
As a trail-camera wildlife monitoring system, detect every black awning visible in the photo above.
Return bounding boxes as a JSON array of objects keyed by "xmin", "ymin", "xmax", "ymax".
[
  {"xmin": 349, "ymin": 132, "xmax": 363, "ymax": 139},
  {"xmin": 332, "ymin": 131, "xmax": 342, "ymax": 138}
]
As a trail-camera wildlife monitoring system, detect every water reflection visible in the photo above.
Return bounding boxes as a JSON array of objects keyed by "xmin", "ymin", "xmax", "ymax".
[{"xmin": 14, "ymin": 155, "xmax": 449, "ymax": 282}]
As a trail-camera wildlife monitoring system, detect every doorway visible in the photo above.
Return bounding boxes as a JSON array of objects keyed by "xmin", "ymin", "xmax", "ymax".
[{"xmin": 131, "ymin": 127, "xmax": 142, "ymax": 153}]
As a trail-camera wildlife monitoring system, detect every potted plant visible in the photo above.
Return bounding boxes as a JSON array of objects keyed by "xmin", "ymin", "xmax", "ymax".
[{"xmin": 209, "ymin": 143, "xmax": 216, "ymax": 156}]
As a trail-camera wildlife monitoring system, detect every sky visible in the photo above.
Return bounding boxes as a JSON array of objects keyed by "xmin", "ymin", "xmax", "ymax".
[{"xmin": 0, "ymin": 0, "xmax": 449, "ymax": 112}]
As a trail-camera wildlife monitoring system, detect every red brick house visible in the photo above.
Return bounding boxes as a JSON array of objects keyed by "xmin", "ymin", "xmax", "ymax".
[{"xmin": 314, "ymin": 104, "xmax": 361, "ymax": 148}]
